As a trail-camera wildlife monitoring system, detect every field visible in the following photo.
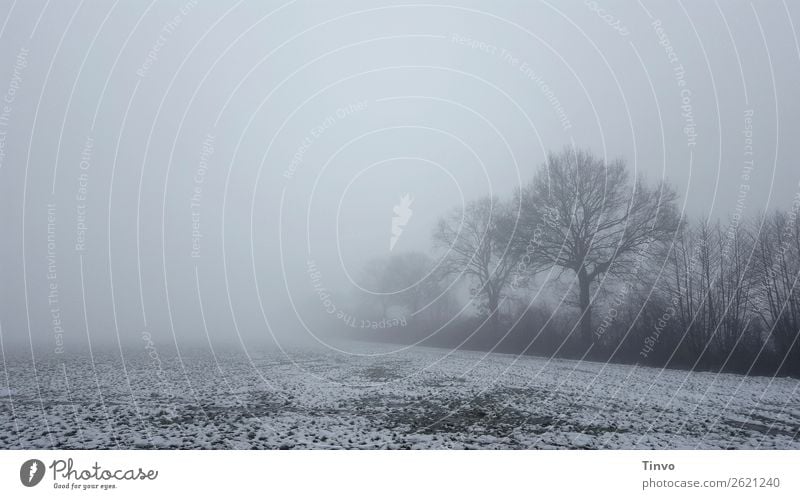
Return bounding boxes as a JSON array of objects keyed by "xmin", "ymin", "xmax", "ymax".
[{"xmin": 1, "ymin": 341, "xmax": 799, "ymax": 449}]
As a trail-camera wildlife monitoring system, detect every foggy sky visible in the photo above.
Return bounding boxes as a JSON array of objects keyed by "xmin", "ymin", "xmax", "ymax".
[{"xmin": 0, "ymin": 0, "xmax": 798, "ymax": 353}]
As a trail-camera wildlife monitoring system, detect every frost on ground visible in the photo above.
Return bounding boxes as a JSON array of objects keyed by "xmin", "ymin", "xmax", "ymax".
[{"xmin": 1, "ymin": 342, "xmax": 799, "ymax": 449}]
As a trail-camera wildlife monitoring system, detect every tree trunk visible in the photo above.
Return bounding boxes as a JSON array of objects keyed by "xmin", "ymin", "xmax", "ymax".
[
  {"xmin": 488, "ymin": 290, "xmax": 501, "ymax": 333},
  {"xmin": 578, "ymin": 268, "xmax": 593, "ymax": 344}
]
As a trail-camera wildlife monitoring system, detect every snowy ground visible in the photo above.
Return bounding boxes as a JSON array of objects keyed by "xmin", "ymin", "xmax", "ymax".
[{"xmin": 1, "ymin": 341, "xmax": 799, "ymax": 449}]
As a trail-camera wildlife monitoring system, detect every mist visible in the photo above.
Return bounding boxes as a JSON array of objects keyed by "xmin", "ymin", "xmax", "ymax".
[{"xmin": 0, "ymin": 0, "xmax": 798, "ymax": 357}]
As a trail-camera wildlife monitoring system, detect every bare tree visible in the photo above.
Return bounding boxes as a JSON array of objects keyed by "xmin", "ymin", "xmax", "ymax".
[
  {"xmin": 752, "ymin": 210, "xmax": 800, "ymax": 373},
  {"xmin": 663, "ymin": 220, "xmax": 758, "ymax": 365},
  {"xmin": 520, "ymin": 147, "xmax": 680, "ymax": 344},
  {"xmin": 433, "ymin": 196, "xmax": 520, "ymax": 331}
]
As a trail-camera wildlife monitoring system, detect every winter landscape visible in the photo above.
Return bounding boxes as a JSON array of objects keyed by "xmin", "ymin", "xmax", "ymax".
[
  {"xmin": 2, "ymin": 342, "xmax": 798, "ymax": 449},
  {"xmin": 1, "ymin": 1, "xmax": 800, "ymax": 459}
]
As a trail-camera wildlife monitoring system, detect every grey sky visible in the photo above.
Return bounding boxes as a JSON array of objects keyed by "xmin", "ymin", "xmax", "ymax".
[{"xmin": 0, "ymin": 0, "xmax": 798, "ymax": 352}]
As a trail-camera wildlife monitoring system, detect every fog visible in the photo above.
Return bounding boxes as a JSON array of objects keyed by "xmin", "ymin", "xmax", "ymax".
[{"xmin": 1, "ymin": 0, "xmax": 798, "ymax": 355}]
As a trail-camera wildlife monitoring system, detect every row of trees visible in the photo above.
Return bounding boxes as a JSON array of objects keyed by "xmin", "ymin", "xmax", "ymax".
[{"xmin": 351, "ymin": 147, "xmax": 800, "ymax": 376}]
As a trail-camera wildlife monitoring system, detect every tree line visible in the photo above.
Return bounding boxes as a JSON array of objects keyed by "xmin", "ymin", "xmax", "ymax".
[{"xmin": 350, "ymin": 147, "xmax": 800, "ymax": 376}]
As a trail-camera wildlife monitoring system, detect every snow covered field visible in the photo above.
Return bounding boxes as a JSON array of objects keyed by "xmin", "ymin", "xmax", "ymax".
[{"xmin": 1, "ymin": 342, "xmax": 799, "ymax": 449}]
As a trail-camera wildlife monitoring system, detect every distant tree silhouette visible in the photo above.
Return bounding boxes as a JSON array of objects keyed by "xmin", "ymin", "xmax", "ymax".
[
  {"xmin": 519, "ymin": 147, "xmax": 680, "ymax": 344},
  {"xmin": 433, "ymin": 196, "xmax": 520, "ymax": 331},
  {"xmin": 753, "ymin": 210, "xmax": 800, "ymax": 374},
  {"xmin": 359, "ymin": 251, "xmax": 446, "ymax": 321}
]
